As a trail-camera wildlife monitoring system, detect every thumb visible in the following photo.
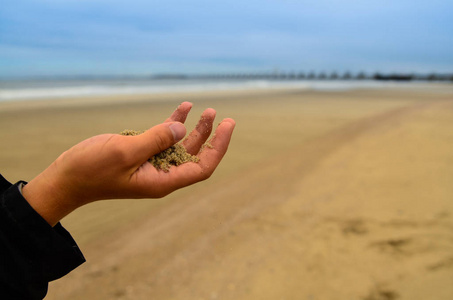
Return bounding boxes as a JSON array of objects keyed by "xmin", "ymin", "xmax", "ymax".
[{"xmin": 133, "ymin": 122, "xmax": 186, "ymax": 160}]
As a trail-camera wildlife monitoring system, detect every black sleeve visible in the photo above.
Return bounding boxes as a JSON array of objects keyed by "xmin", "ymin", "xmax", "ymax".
[{"xmin": 0, "ymin": 174, "xmax": 85, "ymax": 300}]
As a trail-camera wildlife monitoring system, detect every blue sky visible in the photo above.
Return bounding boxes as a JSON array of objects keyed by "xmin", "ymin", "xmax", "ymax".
[{"xmin": 1, "ymin": 0, "xmax": 452, "ymax": 78}]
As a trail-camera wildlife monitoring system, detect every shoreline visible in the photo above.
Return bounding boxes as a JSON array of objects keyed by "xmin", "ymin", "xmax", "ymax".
[
  {"xmin": 1, "ymin": 81, "xmax": 452, "ymax": 111},
  {"xmin": 0, "ymin": 88, "xmax": 300, "ymax": 112}
]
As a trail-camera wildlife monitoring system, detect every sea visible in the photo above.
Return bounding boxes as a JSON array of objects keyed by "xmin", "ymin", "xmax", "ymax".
[{"xmin": 0, "ymin": 77, "xmax": 441, "ymax": 103}]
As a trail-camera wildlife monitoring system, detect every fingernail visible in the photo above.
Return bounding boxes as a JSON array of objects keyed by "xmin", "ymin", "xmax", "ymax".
[
  {"xmin": 221, "ymin": 118, "xmax": 236, "ymax": 128},
  {"xmin": 169, "ymin": 122, "xmax": 186, "ymax": 141}
]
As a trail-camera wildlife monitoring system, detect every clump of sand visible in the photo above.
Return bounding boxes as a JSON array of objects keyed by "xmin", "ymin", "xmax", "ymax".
[
  {"xmin": 119, "ymin": 129, "xmax": 144, "ymax": 136},
  {"xmin": 120, "ymin": 129, "xmax": 199, "ymax": 172}
]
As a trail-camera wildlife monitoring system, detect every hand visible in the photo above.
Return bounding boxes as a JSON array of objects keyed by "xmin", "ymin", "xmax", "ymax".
[{"xmin": 22, "ymin": 102, "xmax": 235, "ymax": 226}]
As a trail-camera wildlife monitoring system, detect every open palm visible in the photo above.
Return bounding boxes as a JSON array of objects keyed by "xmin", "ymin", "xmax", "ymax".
[{"xmin": 22, "ymin": 102, "xmax": 235, "ymax": 226}]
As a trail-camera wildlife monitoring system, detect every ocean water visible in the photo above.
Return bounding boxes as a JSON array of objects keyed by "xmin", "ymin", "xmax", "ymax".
[{"xmin": 0, "ymin": 77, "xmax": 428, "ymax": 102}]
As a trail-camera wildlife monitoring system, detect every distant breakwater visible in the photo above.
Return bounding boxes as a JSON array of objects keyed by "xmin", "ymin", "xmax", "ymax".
[{"xmin": 153, "ymin": 72, "xmax": 453, "ymax": 82}]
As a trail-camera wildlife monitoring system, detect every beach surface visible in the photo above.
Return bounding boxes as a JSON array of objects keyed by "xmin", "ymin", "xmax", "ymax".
[{"xmin": 1, "ymin": 86, "xmax": 453, "ymax": 299}]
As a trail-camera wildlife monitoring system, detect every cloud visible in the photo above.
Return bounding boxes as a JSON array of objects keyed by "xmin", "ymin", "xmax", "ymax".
[{"xmin": 1, "ymin": 0, "xmax": 452, "ymax": 76}]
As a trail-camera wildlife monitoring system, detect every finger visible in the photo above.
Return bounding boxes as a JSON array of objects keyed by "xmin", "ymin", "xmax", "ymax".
[
  {"xmin": 128, "ymin": 122, "xmax": 187, "ymax": 163},
  {"xmin": 197, "ymin": 118, "xmax": 235, "ymax": 175},
  {"xmin": 182, "ymin": 108, "xmax": 216, "ymax": 155},
  {"xmin": 165, "ymin": 102, "xmax": 193, "ymax": 123}
]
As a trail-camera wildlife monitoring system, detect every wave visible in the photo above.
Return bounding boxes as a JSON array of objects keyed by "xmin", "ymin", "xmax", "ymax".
[{"xmin": 0, "ymin": 79, "xmax": 419, "ymax": 102}]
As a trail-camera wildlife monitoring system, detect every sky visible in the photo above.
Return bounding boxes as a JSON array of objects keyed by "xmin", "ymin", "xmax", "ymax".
[{"xmin": 0, "ymin": 0, "xmax": 452, "ymax": 78}]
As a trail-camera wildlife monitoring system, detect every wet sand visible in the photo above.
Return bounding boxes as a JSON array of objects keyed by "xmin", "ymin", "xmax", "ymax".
[{"xmin": 1, "ymin": 86, "xmax": 453, "ymax": 299}]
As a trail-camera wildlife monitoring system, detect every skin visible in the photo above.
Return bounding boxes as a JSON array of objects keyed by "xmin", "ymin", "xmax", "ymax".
[{"xmin": 22, "ymin": 102, "xmax": 235, "ymax": 227}]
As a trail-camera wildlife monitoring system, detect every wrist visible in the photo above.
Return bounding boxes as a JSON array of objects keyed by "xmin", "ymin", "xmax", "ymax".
[{"xmin": 22, "ymin": 164, "xmax": 81, "ymax": 227}]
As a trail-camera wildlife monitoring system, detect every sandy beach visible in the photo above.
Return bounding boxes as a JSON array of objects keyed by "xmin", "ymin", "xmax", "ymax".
[{"xmin": 1, "ymin": 86, "xmax": 453, "ymax": 299}]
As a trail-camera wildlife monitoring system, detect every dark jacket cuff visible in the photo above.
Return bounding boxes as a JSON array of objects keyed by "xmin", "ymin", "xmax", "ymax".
[{"xmin": 1, "ymin": 178, "xmax": 85, "ymax": 281}]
